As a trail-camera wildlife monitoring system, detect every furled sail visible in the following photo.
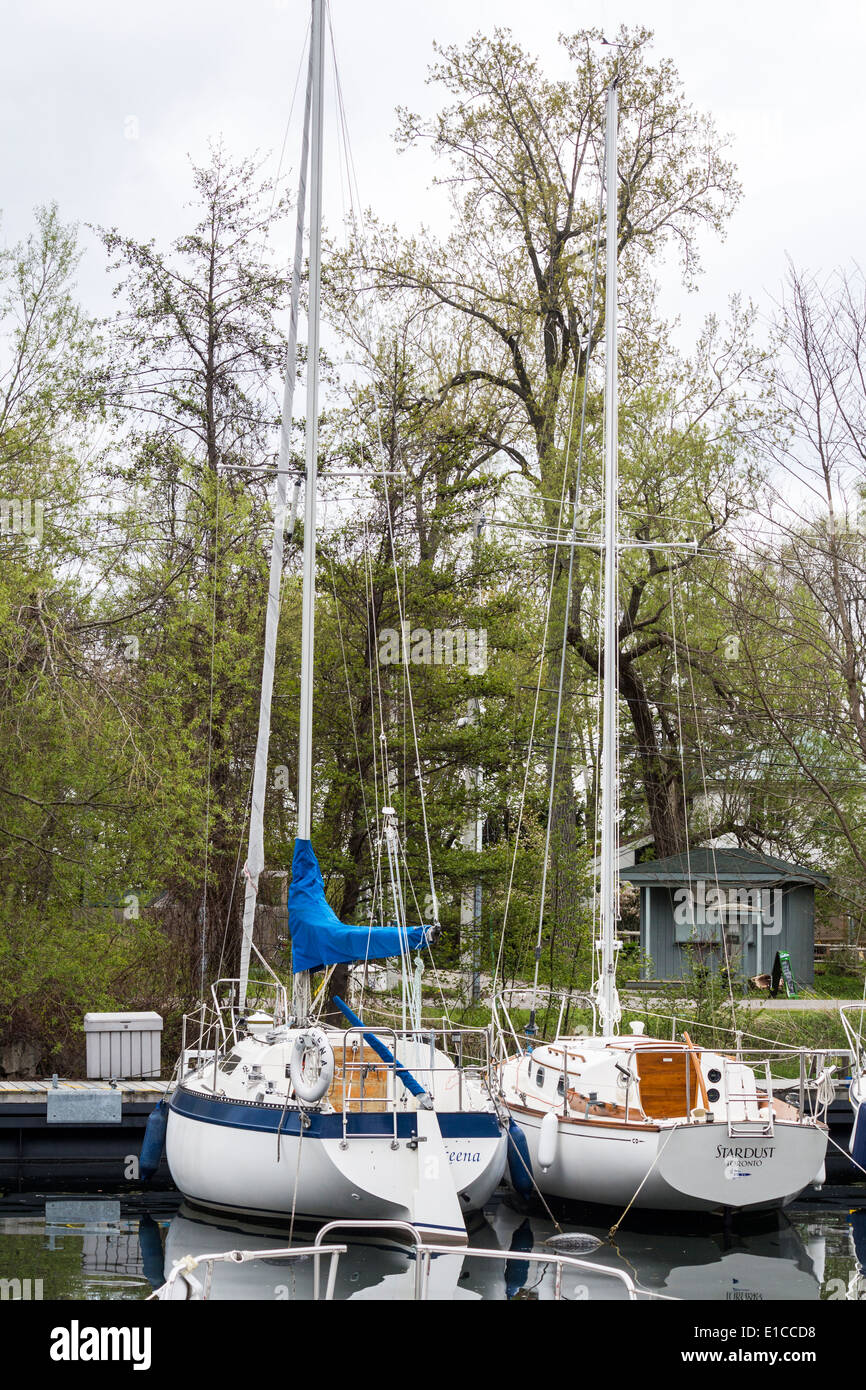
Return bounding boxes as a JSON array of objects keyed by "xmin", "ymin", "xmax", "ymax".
[{"xmin": 288, "ymin": 838, "xmax": 430, "ymax": 973}]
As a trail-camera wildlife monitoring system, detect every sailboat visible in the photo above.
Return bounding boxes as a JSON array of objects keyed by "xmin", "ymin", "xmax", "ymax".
[
  {"xmin": 161, "ymin": 0, "xmax": 506, "ymax": 1244},
  {"xmin": 494, "ymin": 78, "xmax": 828, "ymax": 1215}
]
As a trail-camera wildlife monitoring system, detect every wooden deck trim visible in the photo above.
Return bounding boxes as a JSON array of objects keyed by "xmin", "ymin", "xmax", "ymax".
[
  {"xmin": 507, "ymin": 1098, "xmax": 661, "ymax": 1133},
  {"xmin": 544, "ymin": 1046, "xmax": 587, "ymax": 1063}
]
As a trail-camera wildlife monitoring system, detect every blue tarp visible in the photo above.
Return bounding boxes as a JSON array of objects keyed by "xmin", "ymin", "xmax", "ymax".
[{"xmin": 287, "ymin": 838, "xmax": 430, "ymax": 974}]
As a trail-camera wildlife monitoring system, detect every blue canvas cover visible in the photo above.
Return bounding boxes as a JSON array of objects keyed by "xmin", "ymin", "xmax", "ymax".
[{"xmin": 288, "ymin": 838, "xmax": 430, "ymax": 973}]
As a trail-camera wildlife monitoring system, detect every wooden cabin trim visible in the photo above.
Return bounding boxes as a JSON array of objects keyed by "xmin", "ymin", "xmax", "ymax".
[{"xmin": 507, "ymin": 1099, "xmax": 660, "ymax": 1133}]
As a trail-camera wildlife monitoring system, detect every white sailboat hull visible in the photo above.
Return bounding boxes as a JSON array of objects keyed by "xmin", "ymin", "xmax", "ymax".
[
  {"xmin": 509, "ymin": 1104, "xmax": 827, "ymax": 1213},
  {"xmin": 166, "ymin": 1086, "xmax": 506, "ymax": 1243},
  {"xmin": 499, "ymin": 1034, "xmax": 827, "ymax": 1214}
]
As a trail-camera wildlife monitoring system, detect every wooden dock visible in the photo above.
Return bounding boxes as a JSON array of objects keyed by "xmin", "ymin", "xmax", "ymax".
[
  {"xmin": 0, "ymin": 1078, "xmax": 169, "ymax": 1098},
  {"xmin": 0, "ymin": 1078, "xmax": 172, "ymax": 1191}
]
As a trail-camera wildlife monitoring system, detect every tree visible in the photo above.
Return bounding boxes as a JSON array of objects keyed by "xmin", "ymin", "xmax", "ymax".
[
  {"xmin": 0, "ymin": 208, "xmax": 172, "ymax": 1069},
  {"xmin": 0, "ymin": 203, "xmax": 99, "ymax": 457},
  {"xmin": 308, "ymin": 333, "xmax": 540, "ymax": 1015},
  {"xmin": 330, "ymin": 25, "xmax": 753, "ymax": 863},
  {"xmin": 714, "ymin": 265, "xmax": 866, "ymax": 916},
  {"xmin": 94, "ymin": 147, "xmax": 299, "ymax": 989}
]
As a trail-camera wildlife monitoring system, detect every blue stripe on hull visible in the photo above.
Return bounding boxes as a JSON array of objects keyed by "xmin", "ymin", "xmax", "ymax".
[{"xmin": 170, "ymin": 1085, "xmax": 502, "ymax": 1141}]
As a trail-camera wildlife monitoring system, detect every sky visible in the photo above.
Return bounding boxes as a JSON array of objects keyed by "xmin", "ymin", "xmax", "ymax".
[{"xmin": 1, "ymin": 0, "xmax": 864, "ymax": 351}]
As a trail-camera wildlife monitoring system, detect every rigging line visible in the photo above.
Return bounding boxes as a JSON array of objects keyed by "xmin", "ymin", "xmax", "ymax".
[
  {"xmin": 362, "ymin": 522, "xmax": 382, "ymax": 848},
  {"xmin": 666, "ymin": 563, "xmax": 695, "ymax": 971},
  {"xmin": 287, "ymin": 1113, "xmax": 305, "ymax": 1248},
  {"xmin": 636, "ymin": 1004, "xmax": 841, "ymax": 1051},
  {"xmin": 491, "ymin": 552, "xmax": 561, "ymax": 1000},
  {"xmin": 336, "ymin": 330, "xmax": 441, "ymax": 934},
  {"xmin": 530, "ymin": 133, "xmax": 606, "ymax": 1028},
  {"xmin": 494, "ymin": 345, "xmax": 603, "ymax": 993},
  {"xmin": 671, "ymin": 567, "xmax": 738, "ymax": 1021},
  {"xmin": 825, "ymin": 1128, "xmax": 866, "ymax": 1180},
  {"xmin": 328, "ymin": 10, "xmax": 551, "ymax": 980},
  {"xmin": 199, "ymin": 466, "xmax": 222, "ymax": 1004},
  {"xmin": 215, "ymin": 482, "xmax": 299, "ymax": 985},
  {"xmin": 327, "ymin": 4, "xmax": 351, "ymax": 240},
  {"xmin": 398, "ymin": 835, "xmax": 452, "ymax": 1025},
  {"xmin": 589, "ymin": 544, "xmax": 605, "ymax": 998},
  {"xmin": 608, "ymin": 1125, "xmax": 680, "ymax": 1239},
  {"xmin": 267, "ymin": 15, "xmax": 312, "ymax": 219},
  {"xmin": 324, "ymin": 547, "xmax": 374, "ymax": 871},
  {"xmin": 402, "ymin": 460, "xmax": 408, "ymax": 970},
  {"xmin": 321, "ymin": 234, "xmax": 501, "ymax": 1014},
  {"xmin": 500, "ymin": 1088, "xmax": 563, "ymax": 1232},
  {"xmin": 363, "ymin": 507, "xmax": 395, "ymax": 832}
]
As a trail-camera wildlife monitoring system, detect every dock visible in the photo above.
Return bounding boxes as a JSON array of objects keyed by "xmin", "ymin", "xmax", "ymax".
[{"xmin": 0, "ymin": 1078, "xmax": 172, "ymax": 1191}]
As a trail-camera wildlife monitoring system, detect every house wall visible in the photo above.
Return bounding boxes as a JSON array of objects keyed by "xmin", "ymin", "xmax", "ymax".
[{"xmin": 640, "ymin": 882, "xmax": 815, "ymax": 987}]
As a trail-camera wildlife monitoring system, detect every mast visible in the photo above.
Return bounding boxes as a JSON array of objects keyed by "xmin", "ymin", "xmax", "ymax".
[
  {"xmin": 597, "ymin": 77, "xmax": 622, "ymax": 1035},
  {"xmin": 292, "ymin": 0, "xmax": 325, "ymax": 1021},
  {"xmin": 237, "ymin": 14, "xmax": 314, "ymax": 1013},
  {"xmin": 297, "ymin": 0, "xmax": 324, "ymax": 842}
]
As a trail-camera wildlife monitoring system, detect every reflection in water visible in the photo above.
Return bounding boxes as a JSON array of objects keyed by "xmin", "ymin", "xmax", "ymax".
[
  {"xmin": 158, "ymin": 1198, "xmax": 843, "ymax": 1301},
  {"xmin": 0, "ymin": 1192, "xmax": 863, "ymax": 1300}
]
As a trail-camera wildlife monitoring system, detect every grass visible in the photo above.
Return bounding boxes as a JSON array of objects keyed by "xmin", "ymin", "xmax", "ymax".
[{"xmin": 811, "ymin": 964, "xmax": 864, "ymax": 998}]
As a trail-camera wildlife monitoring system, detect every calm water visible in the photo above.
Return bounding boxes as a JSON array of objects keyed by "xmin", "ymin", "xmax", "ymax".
[{"xmin": 1, "ymin": 1192, "xmax": 865, "ymax": 1301}]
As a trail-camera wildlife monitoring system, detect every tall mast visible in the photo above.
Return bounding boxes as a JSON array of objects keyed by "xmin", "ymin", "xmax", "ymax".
[
  {"xmin": 237, "ymin": 12, "xmax": 314, "ymax": 1013},
  {"xmin": 291, "ymin": 0, "xmax": 325, "ymax": 1022},
  {"xmin": 297, "ymin": 0, "xmax": 324, "ymax": 841},
  {"xmin": 598, "ymin": 77, "xmax": 622, "ymax": 1035}
]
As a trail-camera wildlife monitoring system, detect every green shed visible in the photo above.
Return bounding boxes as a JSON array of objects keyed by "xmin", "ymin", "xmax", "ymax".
[{"xmin": 620, "ymin": 848, "xmax": 828, "ymax": 987}]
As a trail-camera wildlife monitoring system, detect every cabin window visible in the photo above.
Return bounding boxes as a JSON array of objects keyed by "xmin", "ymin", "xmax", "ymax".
[
  {"xmin": 221, "ymin": 1052, "xmax": 242, "ymax": 1075},
  {"xmin": 535, "ymin": 1067, "xmax": 545, "ymax": 1087},
  {"xmin": 556, "ymin": 1075, "xmax": 565, "ymax": 1097}
]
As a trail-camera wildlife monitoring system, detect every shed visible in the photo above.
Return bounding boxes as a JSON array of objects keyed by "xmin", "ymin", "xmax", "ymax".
[{"xmin": 620, "ymin": 848, "xmax": 828, "ymax": 987}]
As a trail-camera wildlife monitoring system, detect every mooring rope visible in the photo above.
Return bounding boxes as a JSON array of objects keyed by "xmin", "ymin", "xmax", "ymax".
[{"xmin": 608, "ymin": 1125, "xmax": 680, "ymax": 1238}]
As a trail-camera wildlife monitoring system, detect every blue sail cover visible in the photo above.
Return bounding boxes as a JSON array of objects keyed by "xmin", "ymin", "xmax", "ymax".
[{"xmin": 288, "ymin": 838, "xmax": 430, "ymax": 974}]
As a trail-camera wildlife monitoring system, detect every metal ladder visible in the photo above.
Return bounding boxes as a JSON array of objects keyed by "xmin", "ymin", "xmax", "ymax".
[{"xmin": 723, "ymin": 1057, "xmax": 775, "ymax": 1137}]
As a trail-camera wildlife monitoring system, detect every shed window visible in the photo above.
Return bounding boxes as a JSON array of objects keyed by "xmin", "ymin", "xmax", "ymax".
[{"xmin": 673, "ymin": 889, "xmax": 766, "ymax": 945}]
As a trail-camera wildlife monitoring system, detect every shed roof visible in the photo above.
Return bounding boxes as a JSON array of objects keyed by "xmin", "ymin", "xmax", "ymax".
[{"xmin": 620, "ymin": 847, "xmax": 829, "ymax": 887}]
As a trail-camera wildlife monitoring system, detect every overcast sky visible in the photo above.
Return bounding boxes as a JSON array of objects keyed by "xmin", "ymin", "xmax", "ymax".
[{"xmin": 2, "ymin": 0, "xmax": 864, "ymax": 349}]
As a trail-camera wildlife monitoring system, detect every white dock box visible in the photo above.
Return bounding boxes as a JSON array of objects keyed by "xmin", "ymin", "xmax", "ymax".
[{"xmin": 84, "ymin": 1012, "xmax": 163, "ymax": 1079}]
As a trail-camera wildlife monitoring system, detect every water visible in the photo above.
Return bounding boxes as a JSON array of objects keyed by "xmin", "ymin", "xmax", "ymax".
[{"xmin": 1, "ymin": 1192, "xmax": 864, "ymax": 1301}]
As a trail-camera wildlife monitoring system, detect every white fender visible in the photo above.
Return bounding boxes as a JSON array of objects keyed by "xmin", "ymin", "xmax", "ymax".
[
  {"xmin": 289, "ymin": 1029, "xmax": 334, "ymax": 1105},
  {"xmin": 538, "ymin": 1111, "xmax": 559, "ymax": 1172}
]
